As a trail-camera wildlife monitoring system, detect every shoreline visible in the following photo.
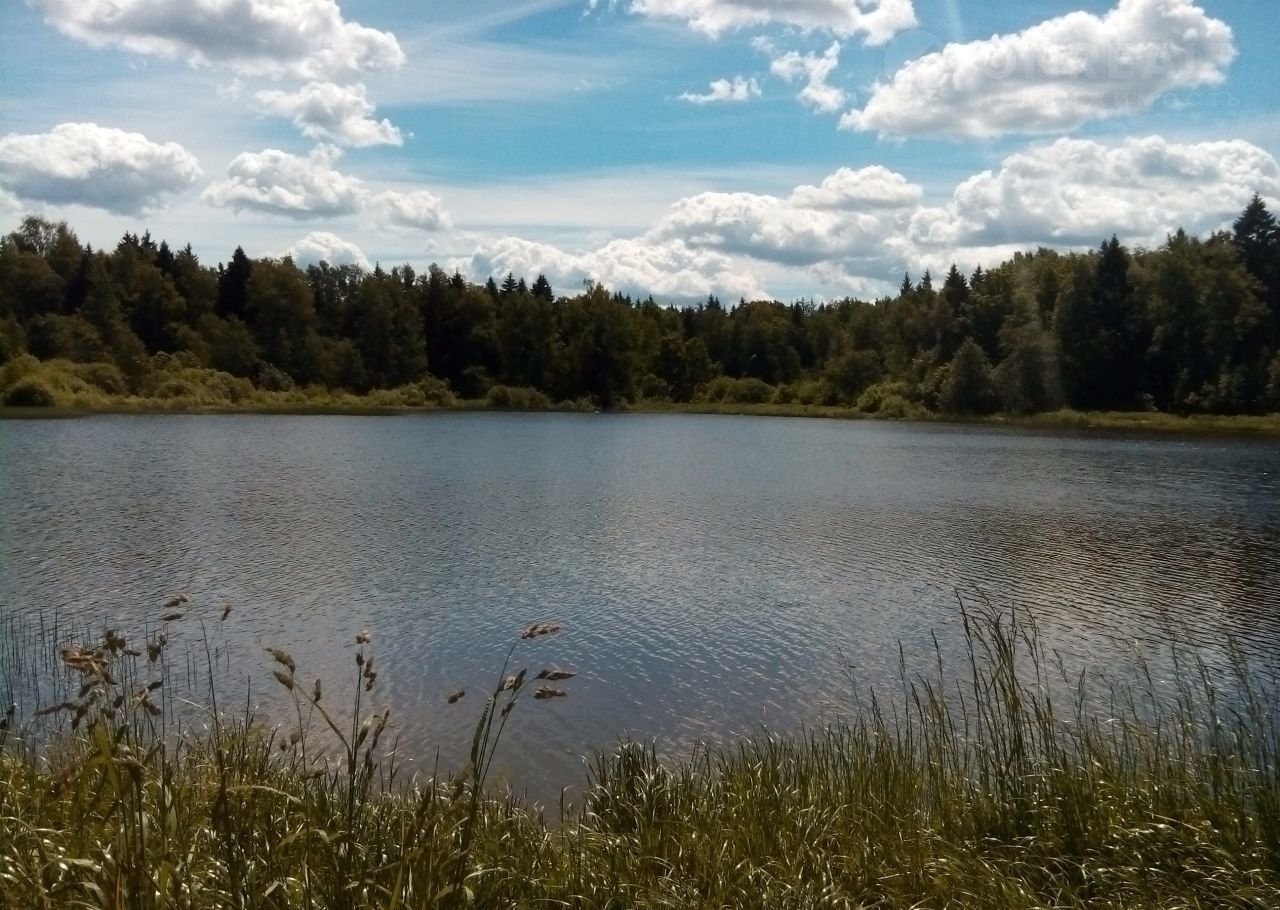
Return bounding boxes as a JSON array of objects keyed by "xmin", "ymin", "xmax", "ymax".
[{"xmin": 5, "ymin": 399, "xmax": 1280, "ymax": 437}]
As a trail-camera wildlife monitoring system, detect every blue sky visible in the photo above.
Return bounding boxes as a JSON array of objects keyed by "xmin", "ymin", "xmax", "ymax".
[{"xmin": 1, "ymin": 0, "xmax": 1278, "ymax": 300}]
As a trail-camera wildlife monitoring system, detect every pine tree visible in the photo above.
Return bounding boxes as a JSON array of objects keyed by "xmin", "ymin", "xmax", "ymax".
[
  {"xmin": 217, "ymin": 247, "xmax": 252, "ymax": 319},
  {"xmin": 531, "ymin": 274, "xmax": 554, "ymax": 302}
]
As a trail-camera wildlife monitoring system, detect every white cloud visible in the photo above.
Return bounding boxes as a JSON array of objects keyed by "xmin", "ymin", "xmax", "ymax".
[
  {"xmin": 842, "ymin": 0, "xmax": 1236, "ymax": 137},
  {"xmin": 30, "ymin": 0, "xmax": 404, "ymax": 78},
  {"xmin": 202, "ymin": 146, "xmax": 453, "ymax": 228},
  {"xmin": 626, "ymin": 0, "xmax": 916, "ymax": 44},
  {"xmin": 649, "ymin": 165, "xmax": 921, "ymax": 267},
  {"xmin": 202, "ymin": 145, "xmax": 366, "ymax": 218},
  {"xmin": 0, "ymin": 186, "xmax": 23, "ymax": 221},
  {"xmin": 283, "ymin": 231, "xmax": 369, "ymax": 268},
  {"xmin": 466, "ymin": 136, "xmax": 1279, "ymax": 301},
  {"xmin": 255, "ymin": 82, "xmax": 402, "ymax": 147},
  {"xmin": 899, "ymin": 136, "xmax": 1280, "ymax": 271},
  {"xmin": 679, "ymin": 76, "xmax": 761, "ymax": 105},
  {"xmin": 789, "ymin": 165, "xmax": 923, "ymax": 210},
  {"xmin": 768, "ymin": 42, "xmax": 845, "ymax": 113},
  {"xmin": 465, "ymin": 235, "xmax": 768, "ymax": 301},
  {"xmin": 461, "ymin": 163, "xmax": 925, "ymax": 301},
  {"xmin": 372, "ymin": 190, "xmax": 452, "ymax": 230},
  {"xmin": 0, "ymin": 122, "xmax": 200, "ymax": 215}
]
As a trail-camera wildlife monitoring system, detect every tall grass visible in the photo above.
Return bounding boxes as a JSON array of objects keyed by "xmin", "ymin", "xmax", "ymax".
[{"xmin": 2, "ymin": 600, "xmax": 1278, "ymax": 908}]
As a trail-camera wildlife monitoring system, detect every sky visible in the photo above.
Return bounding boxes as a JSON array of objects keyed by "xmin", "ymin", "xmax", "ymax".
[{"xmin": 1, "ymin": 0, "xmax": 1278, "ymax": 302}]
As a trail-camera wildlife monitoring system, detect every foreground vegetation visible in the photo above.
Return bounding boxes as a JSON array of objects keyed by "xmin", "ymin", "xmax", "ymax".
[
  {"xmin": 2, "ymin": 196, "xmax": 1279, "ymax": 422},
  {"xmin": 2, "ymin": 604, "xmax": 1279, "ymax": 909}
]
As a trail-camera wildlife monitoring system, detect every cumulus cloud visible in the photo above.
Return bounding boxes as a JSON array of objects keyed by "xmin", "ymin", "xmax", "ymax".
[
  {"xmin": 465, "ymin": 235, "xmax": 768, "ymax": 302},
  {"xmin": 0, "ymin": 185, "xmax": 23, "ymax": 220},
  {"xmin": 255, "ymin": 82, "xmax": 402, "ymax": 147},
  {"xmin": 462, "ymin": 164, "xmax": 927, "ymax": 301},
  {"xmin": 30, "ymin": 0, "xmax": 404, "ymax": 78},
  {"xmin": 679, "ymin": 76, "xmax": 761, "ymax": 105},
  {"xmin": 766, "ymin": 41, "xmax": 845, "ymax": 113},
  {"xmin": 842, "ymin": 0, "xmax": 1235, "ymax": 137},
  {"xmin": 625, "ymin": 0, "xmax": 915, "ymax": 43},
  {"xmin": 372, "ymin": 190, "xmax": 452, "ymax": 230},
  {"xmin": 202, "ymin": 146, "xmax": 453, "ymax": 228},
  {"xmin": 902, "ymin": 137, "xmax": 1280, "ymax": 263},
  {"xmin": 789, "ymin": 165, "xmax": 923, "ymax": 210},
  {"xmin": 466, "ymin": 136, "xmax": 1278, "ymax": 301},
  {"xmin": 649, "ymin": 165, "xmax": 921, "ymax": 268},
  {"xmin": 202, "ymin": 145, "xmax": 366, "ymax": 217},
  {"xmin": 283, "ymin": 231, "xmax": 369, "ymax": 268},
  {"xmin": 0, "ymin": 122, "xmax": 200, "ymax": 215}
]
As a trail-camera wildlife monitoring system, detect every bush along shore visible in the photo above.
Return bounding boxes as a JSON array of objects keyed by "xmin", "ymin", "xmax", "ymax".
[
  {"xmin": 2, "ymin": 603, "xmax": 1279, "ymax": 908},
  {"xmin": 3, "ymin": 354, "xmax": 1280, "ymax": 438}
]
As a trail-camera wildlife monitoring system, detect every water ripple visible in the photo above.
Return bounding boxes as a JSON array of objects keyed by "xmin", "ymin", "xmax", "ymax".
[{"xmin": 2, "ymin": 413, "xmax": 1279, "ymax": 802}]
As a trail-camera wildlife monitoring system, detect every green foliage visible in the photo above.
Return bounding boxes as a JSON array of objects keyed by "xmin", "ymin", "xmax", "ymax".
[
  {"xmin": 486, "ymin": 384, "xmax": 552, "ymax": 410},
  {"xmin": 699, "ymin": 375, "xmax": 775, "ymax": 404},
  {"xmin": 823, "ymin": 347, "xmax": 882, "ymax": 403},
  {"xmin": 256, "ymin": 362, "xmax": 295, "ymax": 392},
  {"xmin": 2, "ymin": 197, "xmax": 1279, "ymax": 418},
  {"xmin": 0, "ymin": 314, "xmax": 27, "ymax": 364},
  {"xmin": 856, "ymin": 380, "xmax": 923, "ymax": 418},
  {"xmin": 2, "ymin": 374, "xmax": 57, "ymax": 406},
  {"xmin": 994, "ymin": 325, "xmax": 1061, "ymax": 415},
  {"xmin": 74, "ymin": 361, "xmax": 128, "ymax": 396},
  {"xmin": 4, "ymin": 606, "xmax": 1280, "ymax": 908},
  {"xmin": 773, "ymin": 378, "xmax": 827, "ymax": 406},
  {"xmin": 941, "ymin": 338, "xmax": 998, "ymax": 415},
  {"xmin": 26, "ymin": 313, "xmax": 105, "ymax": 362}
]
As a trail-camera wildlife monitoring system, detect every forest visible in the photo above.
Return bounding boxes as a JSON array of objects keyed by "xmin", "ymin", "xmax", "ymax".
[{"xmin": 0, "ymin": 196, "xmax": 1278, "ymax": 417}]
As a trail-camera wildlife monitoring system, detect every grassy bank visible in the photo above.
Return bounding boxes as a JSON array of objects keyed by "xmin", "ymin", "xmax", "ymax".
[
  {"xmin": 2, "ymin": 606, "xmax": 1279, "ymax": 908},
  {"xmin": 3, "ymin": 354, "xmax": 1280, "ymax": 436}
]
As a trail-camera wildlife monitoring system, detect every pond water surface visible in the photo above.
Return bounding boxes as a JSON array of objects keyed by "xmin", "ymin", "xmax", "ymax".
[{"xmin": 2, "ymin": 412, "xmax": 1278, "ymax": 799}]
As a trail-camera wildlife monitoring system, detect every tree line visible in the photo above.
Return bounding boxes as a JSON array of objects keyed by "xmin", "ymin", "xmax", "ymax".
[{"xmin": 1, "ymin": 196, "xmax": 1278, "ymax": 415}]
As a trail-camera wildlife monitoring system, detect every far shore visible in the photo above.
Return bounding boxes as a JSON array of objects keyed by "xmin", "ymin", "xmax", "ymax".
[{"xmin": 5, "ymin": 398, "xmax": 1280, "ymax": 437}]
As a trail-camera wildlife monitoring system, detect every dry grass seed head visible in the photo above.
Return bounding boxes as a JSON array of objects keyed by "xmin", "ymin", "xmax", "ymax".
[{"xmin": 265, "ymin": 647, "xmax": 296, "ymax": 674}]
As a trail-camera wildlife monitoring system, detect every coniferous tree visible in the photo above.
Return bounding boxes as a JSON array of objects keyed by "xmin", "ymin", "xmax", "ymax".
[{"xmin": 531, "ymin": 274, "xmax": 554, "ymax": 302}]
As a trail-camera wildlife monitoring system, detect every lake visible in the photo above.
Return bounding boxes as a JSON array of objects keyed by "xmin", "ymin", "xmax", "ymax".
[{"xmin": 2, "ymin": 412, "xmax": 1279, "ymax": 800}]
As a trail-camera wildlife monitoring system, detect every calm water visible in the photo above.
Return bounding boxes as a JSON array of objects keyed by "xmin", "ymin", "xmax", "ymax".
[{"xmin": 2, "ymin": 413, "xmax": 1279, "ymax": 798}]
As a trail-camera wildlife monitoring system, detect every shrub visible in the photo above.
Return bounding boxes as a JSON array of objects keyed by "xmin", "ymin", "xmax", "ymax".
[
  {"xmin": 417, "ymin": 374, "xmax": 457, "ymax": 406},
  {"xmin": 256, "ymin": 362, "xmax": 296, "ymax": 392},
  {"xmin": 74, "ymin": 362, "xmax": 128, "ymax": 396},
  {"xmin": 700, "ymin": 376, "xmax": 775, "ymax": 405},
  {"xmin": 860, "ymin": 381, "xmax": 921, "ymax": 417},
  {"xmin": 200, "ymin": 370, "xmax": 256, "ymax": 404},
  {"xmin": 2, "ymin": 376, "xmax": 58, "ymax": 407},
  {"xmin": 487, "ymin": 384, "xmax": 552, "ymax": 410},
  {"xmin": 457, "ymin": 366, "xmax": 493, "ymax": 399},
  {"xmin": 368, "ymin": 380, "xmax": 457, "ymax": 408},
  {"xmin": 151, "ymin": 377, "xmax": 201, "ymax": 400},
  {"xmin": 638, "ymin": 373, "xmax": 670, "ymax": 401},
  {"xmin": 0, "ymin": 353, "xmax": 41, "ymax": 391}
]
